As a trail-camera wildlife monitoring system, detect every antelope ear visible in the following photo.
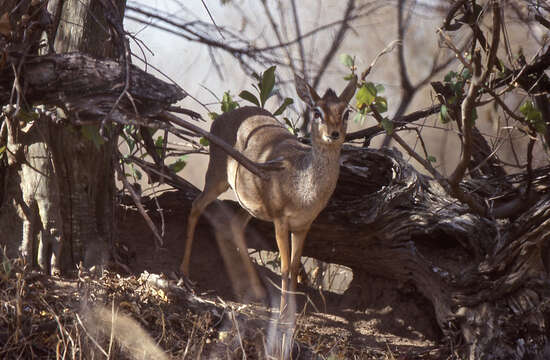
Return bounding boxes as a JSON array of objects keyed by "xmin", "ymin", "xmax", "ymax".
[
  {"xmin": 295, "ymin": 74, "xmax": 320, "ymax": 108},
  {"xmin": 339, "ymin": 75, "xmax": 358, "ymax": 104}
]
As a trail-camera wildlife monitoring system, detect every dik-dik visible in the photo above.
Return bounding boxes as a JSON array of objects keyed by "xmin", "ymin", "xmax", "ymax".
[{"xmin": 181, "ymin": 74, "xmax": 357, "ymax": 319}]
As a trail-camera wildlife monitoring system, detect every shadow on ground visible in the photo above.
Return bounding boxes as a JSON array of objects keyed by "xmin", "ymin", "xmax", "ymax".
[{"xmin": 117, "ymin": 191, "xmax": 445, "ymax": 358}]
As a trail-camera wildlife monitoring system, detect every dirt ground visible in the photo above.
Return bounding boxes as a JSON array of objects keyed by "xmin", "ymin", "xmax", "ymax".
[
  {"xmin": 0, "ymin": 190, "xmax": 449, "ymax": 359},
  {"xmin": 114, "ymin": 191, "xmax": 447, "ymax": 359}
]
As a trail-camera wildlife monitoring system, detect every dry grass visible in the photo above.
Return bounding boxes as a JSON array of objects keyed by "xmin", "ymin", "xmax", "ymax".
[{"xmin": 1, "ymin": 250, "xmax": 419, "ymax": 360}]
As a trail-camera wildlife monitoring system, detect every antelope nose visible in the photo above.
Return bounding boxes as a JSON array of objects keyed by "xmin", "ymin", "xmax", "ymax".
[{"xmin": 331, "ymin": 131, "xmax": 340, "ymax": 139}]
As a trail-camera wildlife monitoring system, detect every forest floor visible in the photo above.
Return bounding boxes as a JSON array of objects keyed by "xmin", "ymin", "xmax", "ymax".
[{"xmin": 0, "ymin": 191, "xmax": 453, "ymax": 359}]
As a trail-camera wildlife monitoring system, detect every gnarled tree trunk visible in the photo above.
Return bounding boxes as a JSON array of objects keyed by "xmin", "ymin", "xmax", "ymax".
[
  {"xmin": 169, "ymin": 145, "xmax": 550, "ymax": 359},
  {"xmin": 265, "ymin": 146, "xmax": 550, "ymax": 359},
  {"xmin": 0, "ymin": 0, "xmax": 126, "ymax": 272}
]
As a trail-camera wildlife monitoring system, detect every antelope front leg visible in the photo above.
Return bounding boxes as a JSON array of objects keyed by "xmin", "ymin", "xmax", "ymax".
[
  {"xmin": 274, "ymin": 219, "xmax": 290, "ymax": 318},
  {"xmin": 289, "ymin": 229, "xmax": 308, "ymax": 318}
]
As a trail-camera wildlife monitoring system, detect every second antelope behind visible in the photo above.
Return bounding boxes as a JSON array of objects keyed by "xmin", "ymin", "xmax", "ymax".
[{"xmin": 181, "ymin": 74, "xmax": 357, "ymax": 320}]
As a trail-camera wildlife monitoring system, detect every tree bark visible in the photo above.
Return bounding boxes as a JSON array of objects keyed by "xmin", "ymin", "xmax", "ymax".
[
  {"xmin": 0, "ymin": 0, "xmax": 127, "ymax": 273},
  {"xmin": 268, "ymin": 147, "xmax": 550, "ymax": 359},
  {"xmin": 152, "ymin": 145, "xmax": 550, "ymax": 359},
  {"xmin": 1, "ymin": 2, "xmax": 549, "ymax": 358}
]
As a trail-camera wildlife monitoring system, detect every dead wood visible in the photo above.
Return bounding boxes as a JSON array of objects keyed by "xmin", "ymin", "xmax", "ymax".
[
  {"xmin": 0, "ymin": 52, "xmax": 185, "ymax": 118},
  {"xmin": 2, "ymin": 36, "xmax": 550, "ymax": 360},
  {"xmin": 150, "ymin": 145, "xmax": 550, "ymax": 359}
]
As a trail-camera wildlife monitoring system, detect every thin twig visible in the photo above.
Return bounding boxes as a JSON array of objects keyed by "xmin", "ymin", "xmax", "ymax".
[
  {"xmin": 116, "ymin": 152, "xmax": 164, "ymax": 248},
  {"xmin": 290, "ymin": 0, "xmax": 306, "ymax": 76},
  {"xmin": 437, "ymin": 28, "xmax": 474, "ymax": 74},
  {"xmin": 260, "ymin": 0, "xmax": 296, "ymax": 71},
  {"xmin": 75, "ymin": 313, "xmax": 109, "ymax": 357},
  {"xmin": 360, "ymin": 40, "xmax": 401, "ymax": 81},
  {"xmin": 449, "ymin": 0, "xmax": 501, "ymax": 188},
  {"xmin": 346, "ymin": 104, "xmax": 441, "ymax": 142},
  {"xmin": 201, "ymin": 0, "xmax": 225, "ymax": 40},
  {"xmin": 312, "ymin": 0, "xmax": 355, "ymax": 89},
  {"xmin": 159, "ymin": 112, "xmax": 284, "ymax": 180},
  {"xmin": 369, "ymin": 106, "xmax": 444, "ymax": 181}
]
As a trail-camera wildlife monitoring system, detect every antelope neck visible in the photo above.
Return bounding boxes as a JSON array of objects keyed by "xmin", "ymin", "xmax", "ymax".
[{"xmin": 291, "ymin": 138, "xmax": 341, "ymax": 207}]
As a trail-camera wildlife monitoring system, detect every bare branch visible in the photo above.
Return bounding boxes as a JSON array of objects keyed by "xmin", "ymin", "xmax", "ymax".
[
  {"xmin": 369, "ymin": 106, "xmax": 444, "ymax": 181},
  {"xmin": 200, "ymin": 0, "xmax": 225, "ymax": 40},
  {"xmin": 290, "ymin": 0, "xmax": 307, "ymax": 76},
  {"xmin": 449, "ymin": 0, "xmax": 501, "ymax": 189},
  {"xmin": 437, "ymin": 28, "xmax": 474, "ymax": 74},
  {"xmin": 116, "ymin": 152, "xmax": 164, "ymax": 248},
  {"xmin": 346, "ymin": 104, "xmax": 441, "ymax": 142},
  {"xmin": 312, "ymin": 0, "xmax": 355, "ymax": 89},
  {"xmin": 260, "ymin": 0, "xmax": 296, "ymax": 71},
  {"xmin": 159, "ymin": 112, "xmax": 284, "ymax": 180}
]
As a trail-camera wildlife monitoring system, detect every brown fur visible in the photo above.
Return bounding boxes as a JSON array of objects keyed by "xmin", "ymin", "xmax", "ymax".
[{"xmin": 181, "ymin": 75, "xmax": 357, "ymax": 320}]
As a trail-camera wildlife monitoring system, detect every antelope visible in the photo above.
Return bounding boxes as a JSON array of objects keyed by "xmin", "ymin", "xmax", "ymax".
[{"xmin": 180, "ymin": 74, "xmax": 357, "ymax": 319}]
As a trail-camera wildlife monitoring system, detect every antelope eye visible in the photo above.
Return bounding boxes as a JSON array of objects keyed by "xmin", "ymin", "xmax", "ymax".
[
  {"xmin": 313, "ymin": 109, "xmax": 322, "ymax": 119},
  {"xmin": 343, "ymin": 110, "xmax": 350, "ymax": 121}
]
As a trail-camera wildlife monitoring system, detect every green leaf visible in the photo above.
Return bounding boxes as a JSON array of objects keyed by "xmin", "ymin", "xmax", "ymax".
[
  {"xmin": 339, "ymin": 53, "xmax": 354, "ymax": 68},
  {"xmin": 444, "ymin": 71, "xmax": 457, "ymax": 83},
  {"xmin": 352, "ymin": 112, "xmax": 364, "ymax": 124},
  {"xmin": 461, "ymin": 67, "xmax": 472, "ymax": 80},
  {"xmin": 199, "ymin": 137, "xmax": 210, "ymax": 146},
  {"xmin": 343, "ymin": 74, "xmax": 354, "ymax": 81},
  {"xmin": 208, "ymin": 112, "xmax": 219, "ymax": 120},
  {"xmin": 124, "ymin": 124, "xmax": 135, "ymax": 135},
  {"xmin": 122, "ymin": 125, "xmax": 138, "ymax": 152},
  {"xmin": 450, "ymin": 82, "xmax": 463, "ymax": 95},
  {"xmin": 260, "ymin": 65, "xmax": 276, "ymax": 107},
  {"xmin": 221, "ymin": 91, "xmax": 239, "ymax": 113},
  {"xmin": 356, "ymin": 83, "xmax": 377, "ymax": 108},
  {"xmin": 284, "ymin": 117, "xmax": 296, "ymax": 134},
  {"xmin": 251, "ymin": 72, "xmax": 261, "ymax": 81},
  {"xmin": 439, "ymin": 104, "xmax": 451, "ymax": 123},
  {"xmin": 273, "ymin": 97, "xmax": 294, "ymax": 116},
  {"xmin": 131, "ymin": 166, "xmax": 142, "ymax": 181},
  {"xmin": 375, "ymin": 84, "xmax": 385, "ymax": 93},
  {"xmin": 169, "ymin": 157, "xmax": 187, "ymax": 173},
  {"xmin": 428, "ymin": 155, "xmax": 437, "ymax": 163},
  {"xmin": 365, "ymin": 82, "xmax": 378, "ymax": 96},
  {"xmin": 155, "ymin": 135, "xmax": 164, "ymax": 147},
  {"xmin": 533, "ymin": 118, "xmax": 547, "ymax": 134},
  {"xmin": 520, "ymin": 101, "xmax": 546, "ymax": 133},
  {"xmin": 373, "ymin": 96, "xmax": 388, "ymax": 113},
  {"xmin": 0, "ymin": 145, "xmax": 5, "ymax": 156},
  {"xmin": 80, "ymin": 125, "xmax": 105, "ymax": 149},
  {"xmin": 124, "ymin": 134, "xmax": 135, "ymax": 153},
  {"xmin": 520, "ymin": 101, "xmax": 534, "ymax": 117},
  {"xmin": 381, "ymin": 117, "xmax": 393, "ymax": 135},
  {"xmin": 239, "ymin": 90, "xmax": 260, "ymax": 107},
  {"xmin": 155, "ymin": 135, "xmax": 164, "ymax": 157}
]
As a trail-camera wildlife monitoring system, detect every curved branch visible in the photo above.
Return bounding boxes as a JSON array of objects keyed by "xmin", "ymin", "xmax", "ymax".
[
  {"xmin": 312, "ymin": 0, "xmax": 355, "ymax": 89},
  {"xmin": 159, "ymin": 112, "xmax": 283, "ymax": 180},
  {"xmin": 448, "ymin": 0, "xmax": 501, "ymax": 215}
]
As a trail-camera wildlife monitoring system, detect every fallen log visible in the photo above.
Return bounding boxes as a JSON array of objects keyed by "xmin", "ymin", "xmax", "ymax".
[{"xmin": 151, "ymin": 145, "xmax": 550, "ymax": 359}]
